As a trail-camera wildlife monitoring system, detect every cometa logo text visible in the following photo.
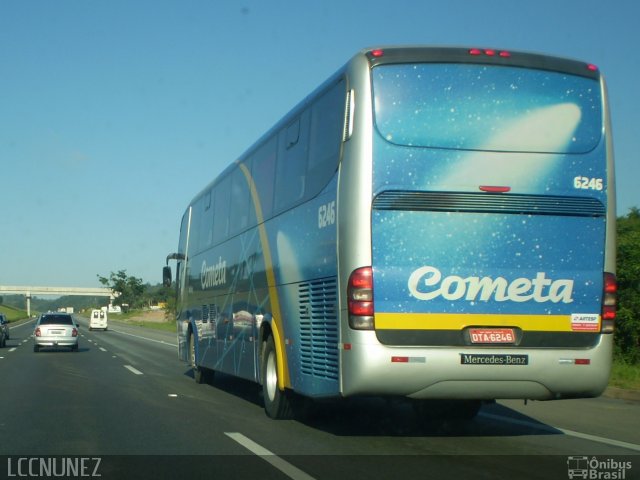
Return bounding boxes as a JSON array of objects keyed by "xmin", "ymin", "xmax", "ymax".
[
  {"xmin": 408, "ymin": 266, "xmax": 574, "ymax": 304},
  {"xmin": 201, "ymin": 257, "xmax": 227, "ymax": 290}
]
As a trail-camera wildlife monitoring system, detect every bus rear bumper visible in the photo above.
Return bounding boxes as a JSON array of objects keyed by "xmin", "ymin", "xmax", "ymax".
[{"xmin": 340, "ymin": 332, "xmax": 613, "ymax": 401}]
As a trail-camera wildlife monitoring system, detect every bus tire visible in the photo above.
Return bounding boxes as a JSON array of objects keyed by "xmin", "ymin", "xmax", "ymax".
[
  {"xmin": 189, "ymin": 330, "xmax": 210, "ymax": 384},
  {"xmin": 261, "ymin": 335, "xmax": 294, "ymax": 419}
]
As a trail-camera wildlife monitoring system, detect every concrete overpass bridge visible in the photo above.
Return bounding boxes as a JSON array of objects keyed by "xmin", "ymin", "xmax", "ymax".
[{"xmin": 0, "ymin": 285, "xmax": 116, "ymax": 317}]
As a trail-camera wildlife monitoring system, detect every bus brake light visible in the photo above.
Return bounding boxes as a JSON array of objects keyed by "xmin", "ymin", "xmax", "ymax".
[
  {"xmin": 348, "ymin": 267, "xmax": 374, "ymax": 330},
  {"xmin": 469, "ymin": 48, "xmax": 511, "ymax": 58},
  {"xmin": 601, "ymin": 272, "xmax": 616, "ymax": 333}
]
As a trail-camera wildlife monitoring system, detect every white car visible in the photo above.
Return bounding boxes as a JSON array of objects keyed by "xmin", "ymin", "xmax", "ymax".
[
  {"xmin": 34, "ymin": 313, "xmax": 79, "ymax": 352},
  {"xmin": 89, "ymin": 309, "xmax": 108, "ymax": 331}
]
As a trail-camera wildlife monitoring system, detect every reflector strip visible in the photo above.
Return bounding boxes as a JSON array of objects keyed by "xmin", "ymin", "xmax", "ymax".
[
  {"xmin": 479, "ymin": 185, "xmax": 511, "ymax": 193},
  {"xmin": 574, "ymin": 359, "xmax": 591, "ymax": 365},
  {"xmin": 391, "ymin": 356, "xmax": 426, "ymax": 363},
  {"xmin": 375, "ymin": 312, "xmax": 593, "ymax": 332}
]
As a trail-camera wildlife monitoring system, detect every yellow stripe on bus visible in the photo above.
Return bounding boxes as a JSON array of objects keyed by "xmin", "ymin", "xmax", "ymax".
[
  {"xmin": 238, "ymin": 162, "xmax": 291, "ymax": 389},
  {"xmin": 375, "ymin": 312, "xmax": 595, "ymax": 332}
]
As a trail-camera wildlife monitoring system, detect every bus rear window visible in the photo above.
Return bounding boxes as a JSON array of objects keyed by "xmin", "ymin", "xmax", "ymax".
[{"xmin": 372, "ymin": 63, "xmax": 602, "ymax": 153}]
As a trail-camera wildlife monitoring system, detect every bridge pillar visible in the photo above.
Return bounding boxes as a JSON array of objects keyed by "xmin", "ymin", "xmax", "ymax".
[{"xmin": 26, "ymin": 294, "xmax": 31, "ymax": 318}]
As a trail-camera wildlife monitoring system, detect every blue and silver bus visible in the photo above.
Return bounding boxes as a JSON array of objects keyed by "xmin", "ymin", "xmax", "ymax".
[{"xmin": 164, "ymin": 46, "xmax": 616, "ymax": 419}]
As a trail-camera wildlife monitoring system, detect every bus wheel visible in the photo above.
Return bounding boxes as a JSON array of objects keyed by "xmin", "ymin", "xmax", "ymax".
[
  {"xmin": 261, "ymin": 335, "xmax": 294, "ymax": 419},
  {"xmin": 189, "ymin": 331, "xmax": 211, "ymax": 384}
]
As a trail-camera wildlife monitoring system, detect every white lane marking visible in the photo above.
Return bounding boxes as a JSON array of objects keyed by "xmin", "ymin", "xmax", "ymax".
[
  {"xmin": 481, "ymin": 412, "xmax": 640, "ymax": 452},
  {"xmin": 109, "ymin": 328, "xmax": 177, "ymax": 348},
  {"xmin": 225, "ymin": 432, "xmax": 315, "ymax": 480},
  {"xmin": 99, "ymin": 347, "xmax": 107, "ymax": 352},
  {"xmin": 9, "ymin": 348, "xmax": 16, "ymax": 352},
  {"xmin": 556, "ymin": 427, "xmax": 640, "ymax": 452},
  {"xmin": 124, "ymin": 365, "xmax": 144, "ymax": 375}
]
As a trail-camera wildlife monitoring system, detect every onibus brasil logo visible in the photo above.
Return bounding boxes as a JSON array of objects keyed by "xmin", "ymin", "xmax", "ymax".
[{"xmin": 567, "ymin": 456, "xmax": 633, "ymax": 479}]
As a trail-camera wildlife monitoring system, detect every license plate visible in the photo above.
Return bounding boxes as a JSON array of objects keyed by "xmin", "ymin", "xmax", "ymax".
[
  {"xmin": 469, "ymin": 328, "xmax": 516, "ymax": 344},
  {"xmin": 50, "ymin": 330, "xmax": 63, "ymax": 335}
]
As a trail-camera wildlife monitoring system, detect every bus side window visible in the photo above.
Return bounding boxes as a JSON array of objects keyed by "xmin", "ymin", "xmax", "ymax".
[
  {"xmin": 274, "ymin": 112, "xmax": 309, "ymax": 212},
  {"xmin": 250, "ymin": 136, "xmax": 277, "ymax": 221},
  {"xmin": 307, "ymin": 78, "xmax": 345, "ymax": 197},
  {"xmin": 229, "ymin": 166, "xmax": 251, "ymax": 235},
  {"xmin": 213, "ymin": 178, "xmax": 231, "ymax": 244},
  {"xmin": 198, "ymin": 190, "xmax": 213, "ymax": 252}
]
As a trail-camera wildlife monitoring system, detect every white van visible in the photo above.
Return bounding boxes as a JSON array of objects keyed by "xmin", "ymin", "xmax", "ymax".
[{"xmin": 89, "ymin": 309, "xmax": 108, "ymax": 331}]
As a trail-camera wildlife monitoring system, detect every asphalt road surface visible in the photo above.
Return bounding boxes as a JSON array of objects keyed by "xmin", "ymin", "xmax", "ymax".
[{"xmin": 1, "ymin": 317, "xmax": 638, "ymax": 480}]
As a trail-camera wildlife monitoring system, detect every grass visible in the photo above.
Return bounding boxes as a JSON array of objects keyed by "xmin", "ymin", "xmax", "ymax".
[
  {"xmin": 0, "ymin": 305, "xmax": 29, "ymax": 322},
  {"xmin": 609, "ymin": 359, "xmax": 640, "ymax": 391},
  {"xmin": 108, "ymin": 311, "xmax": 176, "ymax": 333},
  {"xmin": 122, "ymin": 319, "xmax": 176, "ymax": 333}
]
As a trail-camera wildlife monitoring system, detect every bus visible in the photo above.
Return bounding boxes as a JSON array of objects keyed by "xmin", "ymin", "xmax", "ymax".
[{"xmin": 163, "ymin": 46, "xmax": 616, "ymax": 420}]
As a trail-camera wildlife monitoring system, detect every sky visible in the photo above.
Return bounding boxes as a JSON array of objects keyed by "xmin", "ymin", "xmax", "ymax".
[{"xmin": 1, "ymin": 0, "xmax": 638, "ymax": 288}]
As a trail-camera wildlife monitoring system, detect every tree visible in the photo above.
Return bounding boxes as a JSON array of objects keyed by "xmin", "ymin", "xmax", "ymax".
[
  {"xmin": 97, "ymin": 270, "xmax": 145, "ymax": 309},
  {"xmin": 615, "ymin": 208, "xmax": 640, "ymax": 363}
]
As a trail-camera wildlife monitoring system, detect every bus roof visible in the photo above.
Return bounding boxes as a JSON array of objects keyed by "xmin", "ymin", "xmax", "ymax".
[{"xmin": 361, "ymin": 46, "xmax": 600, "ymax": 79}]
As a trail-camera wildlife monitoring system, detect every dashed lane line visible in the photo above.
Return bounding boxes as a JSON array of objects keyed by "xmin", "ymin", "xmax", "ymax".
[
  {"xmin": 124, "ymin": 365, "xmax": 144, "ymax": 375},
  {"xmin": 225, "ymin": 432, "xmax": 315, "ymax": 480}
]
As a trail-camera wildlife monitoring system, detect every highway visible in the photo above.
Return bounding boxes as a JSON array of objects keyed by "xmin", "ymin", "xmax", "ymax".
[{"xmin": 1, "ymin": 317, "xmax": 638, "ymax": 480}]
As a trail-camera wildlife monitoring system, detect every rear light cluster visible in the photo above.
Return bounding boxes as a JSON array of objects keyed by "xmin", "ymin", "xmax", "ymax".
[
  {"xmin": 33, "ymin": 327, "xmax": 78, "ymax": 336},
  {"xmin": 348, "ymin": 267, "xmax": 374, "ymax": 330},
  {"xmin": 601, "ymin": 272, "xmax": 617, "ymax": 333}
]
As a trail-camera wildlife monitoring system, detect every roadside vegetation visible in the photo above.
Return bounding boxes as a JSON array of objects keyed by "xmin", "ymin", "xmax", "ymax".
[
  {"xmin": 107, "ymin": 310, "xmax": 176, "ymax": 333},
  {"xmin": 609, "ymin": 361, "xmax": 640, "ymax": 390},
  {"xmin": 0, "ymin": 304, "xmax": 27, "ymax": 322},
  {"xmin": 611, "ymin": 208, "xmax": 640, "ymax": 390}
]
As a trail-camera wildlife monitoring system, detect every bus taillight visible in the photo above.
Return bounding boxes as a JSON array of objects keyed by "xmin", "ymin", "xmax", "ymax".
[
  {"xmin": 348, "ymin": 267, "xmax": 374, "ymax": 330},
  {"xmin": 469, "ymin": 48, "xmax": 511, "ymax": 58},
  {"xmin": 601, "ymin": 272, "xmax": 617, "ymax": 333}
]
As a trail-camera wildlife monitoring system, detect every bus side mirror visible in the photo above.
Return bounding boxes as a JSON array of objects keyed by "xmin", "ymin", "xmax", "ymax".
[{"xmin": 163, "ymin": 266, "xmax": 172, "ymax": 287}]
